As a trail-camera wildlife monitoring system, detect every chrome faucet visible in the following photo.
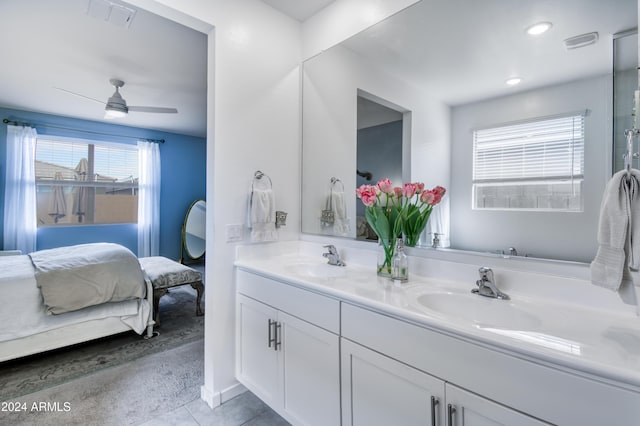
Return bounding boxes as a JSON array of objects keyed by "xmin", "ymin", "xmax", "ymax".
[
  {"xmin": 472, "ymin": 267, "xmax": 509, "ymax": 300},
  {"xmin": 508, "ymin": 247, "xmax": 518, "ymax": 256},
  {"xmin": 323, "ymin": 245, "xmax": 346, "ymax": 266}
]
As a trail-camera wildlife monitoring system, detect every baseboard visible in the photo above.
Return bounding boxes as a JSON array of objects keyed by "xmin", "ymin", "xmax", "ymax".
[
  {"xmin": 200, "ymin": 385, "xmax": 219, "ymax": 409},
  {"xmin": 200, "ymin": 382, "xmax": 247, "ymax": 409},
  {"xmin": 221, "ymin": 382, "xmax": 247, "ymax": 403}
]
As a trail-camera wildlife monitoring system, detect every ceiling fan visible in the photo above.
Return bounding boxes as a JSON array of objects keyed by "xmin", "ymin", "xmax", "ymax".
[{"xmin": 56, "ymin": 78, "xmax": 178, "ymax": 119}]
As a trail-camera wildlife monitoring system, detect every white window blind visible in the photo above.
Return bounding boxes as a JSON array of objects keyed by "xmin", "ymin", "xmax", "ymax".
[
  {"xmin": 472, "ymin": 113, "xmax": 585, "ymax": 211},
  {"xmin": 34, "ymin": 137, "xmax": 139, "ymax": 226}
]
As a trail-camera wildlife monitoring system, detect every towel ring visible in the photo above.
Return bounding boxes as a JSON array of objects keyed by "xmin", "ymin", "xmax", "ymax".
[
  {"xmin": 330, "ymin": 177, "xmax": 344, "ymax": 192},
  {"xmin": 252, "ymin": 170, "xmax": 273, "ymax": 190}
]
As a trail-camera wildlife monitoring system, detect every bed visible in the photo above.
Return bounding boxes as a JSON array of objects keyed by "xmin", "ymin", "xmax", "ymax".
[{"xmin": 0, "ymin": 243, "xmax": 154, "ymax": 362}]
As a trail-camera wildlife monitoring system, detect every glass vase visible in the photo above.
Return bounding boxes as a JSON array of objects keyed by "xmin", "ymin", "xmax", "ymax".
[{"xmin": 376, "ymin": 238, "xmax": 395, "ymax": 277}]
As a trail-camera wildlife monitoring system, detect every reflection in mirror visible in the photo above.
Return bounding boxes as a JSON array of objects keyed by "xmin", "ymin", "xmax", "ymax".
[
  {"xmin": 301, "ymin": 0, "xmax": 637, "ymax": 263},
  {"xmin": 356, "ymin": 93, "xmax": 406, "ymax": 240},
  {"xmin": 181, "ymin": 199, "xmax": 206, "ymax": 264}
]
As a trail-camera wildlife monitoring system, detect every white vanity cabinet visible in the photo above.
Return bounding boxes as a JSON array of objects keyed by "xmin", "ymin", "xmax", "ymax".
[
  {"xmin": 235, "ymin": 254, "xmax": 640, "ymax": 426},
  {"xmin": 341, "ymin": 338, "xmax": 548, "ymax": 426},
  {"xmin": 445, "ymin": 384, "xmax": 548, "ymax": 426},
  {"xmin": 236, "ymin": 270, "xmax": 341, "ymax": 426},
  {"xmin": 341, "ymin": 338, "xmax": 445, "ymax": 426},
  {"xmin": 341, "ymin": 302, "xmax": 640, "ymax": 426}
]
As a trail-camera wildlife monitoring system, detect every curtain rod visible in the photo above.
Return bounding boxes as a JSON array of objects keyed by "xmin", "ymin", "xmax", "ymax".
[{"xmin": 2, "ymin": 118, "xmax": 165, "ymax": 144}]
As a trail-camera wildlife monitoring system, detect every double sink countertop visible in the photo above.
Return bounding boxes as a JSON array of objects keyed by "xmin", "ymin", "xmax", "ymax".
[{"xmin": 235, "ymin": 242, "xmax": 640, "ymax": 391}]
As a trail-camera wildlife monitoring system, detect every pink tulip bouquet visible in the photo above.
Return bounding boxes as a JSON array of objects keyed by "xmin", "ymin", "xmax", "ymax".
[
  {"xmin": 356, "ymin": 179, "xmax": 446, "ymax": 276},
  {"xmin": 399, "ymin": 182, "xmax": 446, "ymax": 247}
]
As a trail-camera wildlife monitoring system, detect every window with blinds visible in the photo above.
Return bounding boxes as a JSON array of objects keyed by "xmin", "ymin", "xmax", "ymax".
[
  {"xmin": 472, "ymin": 113, "xmax": 585, "ymax": 211},
  {"xmin": 35, "ymin": 137, "xmax": 139, "ymax": 226}
]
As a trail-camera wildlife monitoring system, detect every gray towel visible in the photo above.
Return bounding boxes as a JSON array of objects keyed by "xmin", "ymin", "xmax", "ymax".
[{"xmin": 591, "ymin": 169, "xmax": 640, "ymax": 295}]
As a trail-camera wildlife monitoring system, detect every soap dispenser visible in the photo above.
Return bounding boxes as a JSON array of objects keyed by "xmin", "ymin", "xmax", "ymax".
[{"xmin": 391, "ymin": 238, "xmax": 408, "ymax": 283}]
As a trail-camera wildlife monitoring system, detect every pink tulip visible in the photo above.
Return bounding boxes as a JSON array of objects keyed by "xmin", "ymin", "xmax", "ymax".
[
  {"xmin": 403, "ymin": 183, "xmax": 418, "ymax": 198},
  {"xmin": 393, "ymin": 187, "xmax": 403, "ymax": 198},
  {"xmin": 415, "ymin": 182, "xmax": 425, "ymax": 193},
  {"xmin": 421, "ymin": 190, "xmax": 436, "ymax": 205},
  {"xmin": 356, "ymin": 184, "xmax": 378, "ymax": 206},
  {"xmin": 434, "ymin": 185, "xmax": 446, "ymax": 197},
  {"xmin": 377, "ymin": 179, "xmax": 394, "ymax": 194}
]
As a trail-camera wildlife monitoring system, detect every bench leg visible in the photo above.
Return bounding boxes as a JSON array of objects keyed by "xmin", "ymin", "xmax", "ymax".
[
  {"xmin": 153, "ymin": 288, "xmax": 168, "ymax": 327},
  {"xmin": 190, "ymin": 281, "xmax": 204, "ymax": 316}
]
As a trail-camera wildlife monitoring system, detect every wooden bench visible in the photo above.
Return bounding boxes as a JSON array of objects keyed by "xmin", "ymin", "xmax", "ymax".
[{"xmin": 139, "ymin": 256, "xmax": 204, "ymax": 326}]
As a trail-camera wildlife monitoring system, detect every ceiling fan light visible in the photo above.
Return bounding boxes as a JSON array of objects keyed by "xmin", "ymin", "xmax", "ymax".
[
  {"xmin": 104, "ymin": 106, "xmax": 127, "ymax": 119},
  {"xmin": 525, "ymin": 22, "xmax": 552, "ymax": 36},
  {"xmin": 505, "ymin": 77, "xmax": 522, "ymax": 86}
]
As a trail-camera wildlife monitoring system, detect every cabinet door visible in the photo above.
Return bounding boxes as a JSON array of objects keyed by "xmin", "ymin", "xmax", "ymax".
[
  {"xmin": 236, "ymin": 294, "xmax": 281, "ymax": 408},
  {"xmin": 279, "ymin": 311, "xmax": 340, "ymax": 426},
  {"xmin": 342, "ymin": 338, "xmax": 444, "ymax": 426},
  {"xmin": 445, "ymin": 384, "xmax": 550, "ymax": 426}
]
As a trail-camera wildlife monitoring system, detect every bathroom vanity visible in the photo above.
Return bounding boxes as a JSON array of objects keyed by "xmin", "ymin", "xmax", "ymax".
[{"xmin": 234, "ymin": 242, "xmax": 640, "ymax": 426}]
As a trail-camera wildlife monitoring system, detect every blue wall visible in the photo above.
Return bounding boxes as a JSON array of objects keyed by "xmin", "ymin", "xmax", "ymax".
[{"xmin": 0, "ymin": 107, "xmax": 206, "ymax": 260}]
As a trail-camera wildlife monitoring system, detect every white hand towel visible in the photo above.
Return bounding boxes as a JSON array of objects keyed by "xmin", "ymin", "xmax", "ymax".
[
  {"xmin": 332, "ymin": 191, "xmax": 350, "ymax": 235},
  {"xmin": 591, "ymin": 169, "xmax": 640, "ymax": 303},
  {"xmin": 249, "ymin": 188, "xmax": 277, "ymax": 242}
]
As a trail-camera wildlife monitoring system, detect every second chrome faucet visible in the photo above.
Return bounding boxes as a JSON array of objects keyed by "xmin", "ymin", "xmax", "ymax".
[{"xmin": 472, "ymin": 267, "xmax": 509, "ymax": 300}]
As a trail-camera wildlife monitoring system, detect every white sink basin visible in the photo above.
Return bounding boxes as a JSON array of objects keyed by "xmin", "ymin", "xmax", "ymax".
[
  {"xmin": 285, "ymin": 262, "xmax": 348, "ymax": 279},
  {"xmin": 415, "ymin": 291, "xmax": 542, "ymax": 330}
]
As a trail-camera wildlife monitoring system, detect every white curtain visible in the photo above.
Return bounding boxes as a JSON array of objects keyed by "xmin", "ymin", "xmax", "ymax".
[
  {"xmin": 3, "ymin": 125, "xmax": 38, "ymax": 254},
  {"xmin": 137, "ymin": 141, "xmax": 161, "ymax": 257}
]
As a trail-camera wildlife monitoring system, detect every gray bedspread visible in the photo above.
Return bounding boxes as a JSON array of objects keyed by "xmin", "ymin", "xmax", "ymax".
[{"xmin": 29, "ymin": 243, "xmax": 145, "ymax": 315}]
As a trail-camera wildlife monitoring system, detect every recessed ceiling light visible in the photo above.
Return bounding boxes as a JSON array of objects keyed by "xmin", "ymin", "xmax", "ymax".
[
  {"xmin": 505, "ymin": 77, "xmax": 522, "ymax": 86},
  {"xmin": 526, "ymin": 22, "xmax": 552, "ymax": 36}
]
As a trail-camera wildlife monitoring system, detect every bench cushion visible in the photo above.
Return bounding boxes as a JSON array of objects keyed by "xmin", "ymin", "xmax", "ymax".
[{"xmin": 139, "ymin": 256, "xmax": 202, "ymax": 290}]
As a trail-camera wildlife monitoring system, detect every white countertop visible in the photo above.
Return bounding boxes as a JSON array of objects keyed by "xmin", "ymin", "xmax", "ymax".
[{"xmin": 234, "ymin": 242, "xmax": 640, "ymax": 391}]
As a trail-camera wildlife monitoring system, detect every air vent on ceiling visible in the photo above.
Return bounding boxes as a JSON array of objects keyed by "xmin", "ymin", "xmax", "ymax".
[
  {"xmin": 87, "ymin": 0, "xmax": 136, "ymax": 28},
  {"xmin": 563, "ymin": 32, "xmax": 599, "ymax": 50}
]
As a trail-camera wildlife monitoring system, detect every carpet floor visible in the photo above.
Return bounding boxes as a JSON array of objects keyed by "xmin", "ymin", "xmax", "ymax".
[
  {"xmin": 1, "ymin": 339, "xmax": 204, "ymax": 426},
  {"xmin": 0, "ymin": 285, "xmax": 204, "ymax": 402}
]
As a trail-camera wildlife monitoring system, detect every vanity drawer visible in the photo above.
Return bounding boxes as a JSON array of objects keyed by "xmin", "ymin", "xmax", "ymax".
[
  {"xmin": 341, "ymin": 302, "xmax": 640, "ymax": 426},
  {"xmin": 236, "ymin": 269, "xmax": 340, "ymax": 334}
]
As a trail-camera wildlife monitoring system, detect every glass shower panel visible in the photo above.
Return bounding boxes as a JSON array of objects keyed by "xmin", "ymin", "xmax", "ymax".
[{"xmin": 613, "ymin": 30, "xmax": 639, "ymax": 173}]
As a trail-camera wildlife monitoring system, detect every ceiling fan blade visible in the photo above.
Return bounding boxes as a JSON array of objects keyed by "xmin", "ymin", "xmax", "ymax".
[
  {"xmin": 54, "ymin": 87, "xmax": 105, "ymax": 105},
  {"xmin": 128, "ymin": 106, "xmax": 178, "ymax": 114}
]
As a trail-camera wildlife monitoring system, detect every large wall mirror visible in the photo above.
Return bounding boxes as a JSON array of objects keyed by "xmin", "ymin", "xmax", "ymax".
[{"xmin": 301, "ymin": 0, "xmax": 638, "ymax": 263}]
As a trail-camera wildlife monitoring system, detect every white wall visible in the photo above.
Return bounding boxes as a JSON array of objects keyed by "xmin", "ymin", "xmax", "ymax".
[
  {"xmin": 128, "ymin": 0, "xmax": 420, "ymax": 408},
  {"xmin": 302, "ymin": 44, "xmax": 451, "ymax": 236},
  {"xmin": 450, "ymin": 75, "xmax": 612, "ymax": 262},
  {"xmin": 127, "ymin": 0, "xmax": 301, "ymax": 406}
]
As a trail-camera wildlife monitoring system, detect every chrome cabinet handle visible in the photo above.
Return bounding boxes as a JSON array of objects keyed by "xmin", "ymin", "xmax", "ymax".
[
  {"xmin": 268, "ymin": 319, "xmax": 276, "ymax": 348},
  {"xmin": 431, "ymin": 396, "xmax": 439, "ymax": 426},
  {"xmin": 275, "ymin": 322, "xmax": 282, "ymax": 350},
  {"xmin": 447, "ymin": 404, "xmax": 456, "ymax": 426}
]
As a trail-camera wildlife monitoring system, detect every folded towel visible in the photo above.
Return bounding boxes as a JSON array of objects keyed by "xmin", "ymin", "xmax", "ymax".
[
  {"xmin": 332, "ymin": 191, "xmax": 349, "ymax": 235},
  {"xmin": 591, "ymin": 169, "xmax": 640, "ymax": 298},
  {"xmin": 249, "ymin": 188, "xmax": 277, "ymax": 242}
]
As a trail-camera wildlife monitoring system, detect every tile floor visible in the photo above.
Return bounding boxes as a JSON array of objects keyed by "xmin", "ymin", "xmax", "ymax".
[{"xmin": 138, "ymin": 391, "xmax": 290, "ymax": 426}]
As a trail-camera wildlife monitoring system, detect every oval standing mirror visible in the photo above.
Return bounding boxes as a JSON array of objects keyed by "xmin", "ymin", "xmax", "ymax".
[{"xmin": 180, "ymin": 199, "xmax": 206, "ymax": 263}]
